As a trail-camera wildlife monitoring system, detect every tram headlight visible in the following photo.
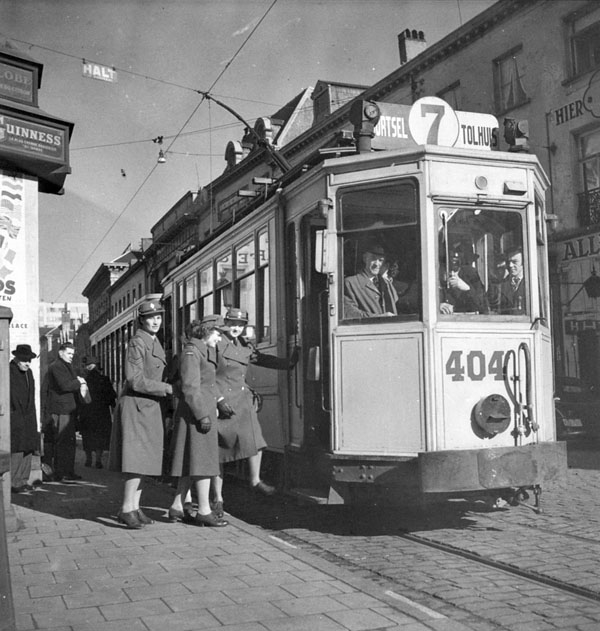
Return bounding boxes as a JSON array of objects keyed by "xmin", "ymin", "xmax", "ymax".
[{"xmin": 473, "ymin": 394, "xmax": 511, "ymax": 437}]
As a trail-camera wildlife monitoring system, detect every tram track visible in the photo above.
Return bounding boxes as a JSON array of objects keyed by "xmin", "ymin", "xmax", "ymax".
[
  {"xmin": 397, "ymin": 529, "xmax": 600, "ymax": 605},
  {"xmin": 225, "ymin": 479, "xmax": 600, "ymax": 630}
]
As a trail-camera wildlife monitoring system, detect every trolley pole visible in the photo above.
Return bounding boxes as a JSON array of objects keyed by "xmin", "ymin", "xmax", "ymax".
[{"xmin": 0, "ymin": 306, "xmax": 16, "ymax": 631}]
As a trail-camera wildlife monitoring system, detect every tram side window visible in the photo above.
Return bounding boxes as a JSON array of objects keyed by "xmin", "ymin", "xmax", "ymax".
[
  {"xmin": 216, "ymin": 250, "xmax": 233, "ymax": 312},
  {"xmin": 340, "ymin": 181, "xmax": 420, "ymax": 323},
  {"xmin": 438, "ymin": 207, "xmax": 526, "ymax": 316}
]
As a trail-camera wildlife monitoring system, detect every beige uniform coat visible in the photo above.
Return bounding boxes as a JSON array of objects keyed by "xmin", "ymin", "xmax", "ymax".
[
  {"xmin": 109, "ymin": 329, "xmax": 169, "ymax": 475},
  {"xmin": 169, "ymin": 338, "xmax": 220, "ymax": 477}
]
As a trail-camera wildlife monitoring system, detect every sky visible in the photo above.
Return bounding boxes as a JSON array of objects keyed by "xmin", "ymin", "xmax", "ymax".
[{"xmin": 2, "ymin": 0, "xmax": 496, "ymax": 303}]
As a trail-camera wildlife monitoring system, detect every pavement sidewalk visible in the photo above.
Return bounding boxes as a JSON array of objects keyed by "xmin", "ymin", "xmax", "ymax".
[{"xmin": 5, "ymin": 447, "xmax": 478, "ymax": 631}]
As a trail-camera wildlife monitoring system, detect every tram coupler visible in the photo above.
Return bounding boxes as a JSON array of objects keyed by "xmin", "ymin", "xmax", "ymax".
[{"xmin": 507, "ymin": 485, "xmax": 542, "ymax": 514}]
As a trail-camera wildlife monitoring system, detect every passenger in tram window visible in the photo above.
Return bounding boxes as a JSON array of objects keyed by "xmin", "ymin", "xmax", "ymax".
[
  {"xmin": 439, "ymin": 243, "xmax": 489, "ymax": 315},
  {"xmin": 488, "ymin": 247, "xmax": 525, "ymax": 314},
  {"xmin": 343, "ymin": 241, "xmax": 398, "ymax": 319},
  {"xmin": 108, "ymin": 299, "xmax": 173, "ymax": 530},
  {"xmin": 385, "ymin": 259, "xmax": 419, "ymax": 315}
]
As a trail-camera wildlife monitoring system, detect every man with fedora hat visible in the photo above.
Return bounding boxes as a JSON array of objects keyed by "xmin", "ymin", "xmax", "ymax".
[
  {"xmin": 344, "ymin": 240, "xmax": 398, "ymax": 319},
  {"xmin": 9, "ymin": 344, "xmax": 39, "ymax": 492}
]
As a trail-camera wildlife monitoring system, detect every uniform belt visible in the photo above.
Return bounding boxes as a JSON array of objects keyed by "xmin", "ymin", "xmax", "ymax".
[{"xmin": 127, "ymin": 391, "xmax": 161, "ymax": 401}]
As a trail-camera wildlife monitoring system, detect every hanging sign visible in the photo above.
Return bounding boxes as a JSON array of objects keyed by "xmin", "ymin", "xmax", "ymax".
[
  {"xmin": 0, "ymin": 111, "xmax": 67, "ymax": 162},
  {"xmin": 82, "ymin": 62, "xmax": 118, "ymax": 83}
]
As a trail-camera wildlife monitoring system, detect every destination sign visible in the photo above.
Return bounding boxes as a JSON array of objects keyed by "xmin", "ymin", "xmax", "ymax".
[{"xmin": 373, "ymin": 97, "xmax": 498, "ymax": 151}]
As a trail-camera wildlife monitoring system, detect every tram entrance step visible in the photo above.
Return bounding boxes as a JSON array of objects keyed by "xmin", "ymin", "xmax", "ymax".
[{"xmin": 287, "ymin": 488, "xmax": 330, "ymax": 505}]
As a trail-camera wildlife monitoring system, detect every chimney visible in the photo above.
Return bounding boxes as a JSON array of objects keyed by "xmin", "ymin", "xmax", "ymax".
[{"xmin": 398, "ymin": 29, "xmax": 427, "ymax": 65}]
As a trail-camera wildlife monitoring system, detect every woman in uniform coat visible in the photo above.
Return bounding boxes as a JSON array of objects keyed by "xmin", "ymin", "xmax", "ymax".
[
  {"xmin": 211, "ymin": 307, "xmax": 299, "ymax": 517},
  {"xmin": 109, "ymin": 299, "xmax": 172, "ymax": 529},
  {"xmin": 168, "ymin": 315, "xmax": 228, "ymax": 527}
]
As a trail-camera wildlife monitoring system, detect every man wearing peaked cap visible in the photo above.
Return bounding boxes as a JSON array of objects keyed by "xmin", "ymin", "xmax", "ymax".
[{"xmin": 138, "ymin": 300, "xmax": 164, "ymax": 317}]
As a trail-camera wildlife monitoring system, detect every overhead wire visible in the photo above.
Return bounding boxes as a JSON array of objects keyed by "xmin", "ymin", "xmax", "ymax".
[
  {"xmin": 4, "ymin": 35, "xmax": 281, "ymax": 108},
  {"xmin": 53, "ymin": 0, "xmax": 280, "ymax": 301}
]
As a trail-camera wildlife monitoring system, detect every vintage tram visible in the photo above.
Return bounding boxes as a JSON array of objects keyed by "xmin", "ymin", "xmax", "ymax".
[{"xmin": 159, "ymin": 98, "xmax": 567, "ymax": 509}]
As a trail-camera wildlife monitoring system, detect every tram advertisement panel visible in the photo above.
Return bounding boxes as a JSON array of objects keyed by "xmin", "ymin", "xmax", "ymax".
[{"xmin": 439, "ymin": 334, "xmax": 537, "ymax": 450}]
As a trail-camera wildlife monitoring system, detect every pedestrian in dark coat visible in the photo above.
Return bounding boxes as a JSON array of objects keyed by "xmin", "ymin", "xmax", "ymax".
[
  {"xmin": 108, "ymin": 299, "xmax": 172, "ymax": 529},
  {"xmin": 46, "ymin": 342, "xmax": 86, "ymax": 482},
  {"xmin": 79, "ymin": 357, "xmax": 116, "ymax": 469},
  {"xmin": 9, "ymin": 344, "xmax": 38, "ymax": 492},
  {"xmin": 210, "ymin": 307, "xmax": 299, "ymax": 517},
  {"xmin": 168, "ymin": 315, "xmax": 228, "ymax": 527}
]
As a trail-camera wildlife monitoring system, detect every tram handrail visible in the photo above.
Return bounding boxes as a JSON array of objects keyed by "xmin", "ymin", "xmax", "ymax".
[
  {"xmin": 503, "ymin": 341, "xmax": 537, "ymax": 445},
  {"xmin": 318, "ymin": 289, "xmax": 332, "ymax": 413}
]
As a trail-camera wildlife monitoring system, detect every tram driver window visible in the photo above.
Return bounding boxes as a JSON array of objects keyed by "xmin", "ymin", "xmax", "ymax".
[
  {"xmin": 340, "ymin": 181, "xmax": 420, "ymax": 323},
  {"xmin": 438, "ymin": 207, "xmax": 527, "ymax": 316}
]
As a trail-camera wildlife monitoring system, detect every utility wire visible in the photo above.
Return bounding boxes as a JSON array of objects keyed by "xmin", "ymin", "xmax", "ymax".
[
  {"xmin": 54, "ymin": 0, "xmax": 279, "ymax": 301},
  {"xmin": 70, "ymin": 121, "xmax": 243, "ymax": 152},
  {"xmin": 5, "ymin": 35, "xmax": 280, "ymax": 108}
]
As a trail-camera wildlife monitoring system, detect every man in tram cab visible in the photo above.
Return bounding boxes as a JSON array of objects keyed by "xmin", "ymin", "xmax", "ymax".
[
  {"xmin": 488, "ymin": 247, "xmax": 525, "ymax": 314},
  {"xmin": 439, "ymin": 243, "xmax": 489, "ymax": 315},
  {"xmin": 343, "ymin": 241, "xmax": 398, "ymax": 319}
]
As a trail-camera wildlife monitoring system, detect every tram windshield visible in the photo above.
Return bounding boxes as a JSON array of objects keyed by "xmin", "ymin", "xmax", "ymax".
[
  {"xmin": 438, "ymin": 206, "xmax": 526, "ymax": 316},
  {"xmin": 340, "ymin": 180, "xmax": 421, "ymax": 323}
]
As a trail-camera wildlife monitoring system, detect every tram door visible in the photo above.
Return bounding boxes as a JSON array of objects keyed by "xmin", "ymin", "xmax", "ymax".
[
  {"xmin": 330, "ymin": 179, "xmax": 425, "ymax": 455},
  {"xmin": 300, "ymin": 214, "xmax": 331, "ymax": 450}
]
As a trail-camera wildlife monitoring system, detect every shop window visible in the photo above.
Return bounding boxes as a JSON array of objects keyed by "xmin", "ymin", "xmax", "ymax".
[
  {"xmin": 578, "ymin": 127, "xmax": 600, "ymax": 225},
  {"xmin": 567, "ymin": 7, "xmax": 600, "ymax": 77},
  {"xmin": 493, "ymin": 46, "xmax": 528, "ymax": 113}
]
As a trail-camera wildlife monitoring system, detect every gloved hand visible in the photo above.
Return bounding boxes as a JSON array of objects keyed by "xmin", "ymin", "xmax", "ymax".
[
  {"xmin": 289, "ymin": 345, "xmax": 301, "ymax": 369},
  {"xmin": 196, "ymin": 417, "xmax": 211, "ymax": 433},
  {"xmin": 217, "ymin": 399, "xmax": 235, "ymax": 419}
]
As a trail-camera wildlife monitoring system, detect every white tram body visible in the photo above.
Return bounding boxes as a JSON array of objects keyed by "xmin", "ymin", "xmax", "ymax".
[{"xmin": 161, "ymin": 100, "xmax": 567, "ymax": 507}]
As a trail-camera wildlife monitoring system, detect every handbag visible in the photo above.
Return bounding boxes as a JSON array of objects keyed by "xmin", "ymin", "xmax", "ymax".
[{"xmin": 217, "ymin": 417, "xmax": 239, "ymax": 449}]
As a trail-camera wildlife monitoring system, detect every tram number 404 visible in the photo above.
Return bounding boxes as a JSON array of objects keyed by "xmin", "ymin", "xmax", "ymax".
[{"xmin": 445, "ymin": 350, "xmax": 506, "ymax": 382}]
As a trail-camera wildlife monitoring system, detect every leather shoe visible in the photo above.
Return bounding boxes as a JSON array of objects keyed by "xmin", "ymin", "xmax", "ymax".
[
  {"xmin": 169, "ymin": 502, "xmax": 195, "ymax": 523},
  {"xmin": 189, "ymin": 512, "xmax": 228, "ymax": 527},
  {"xmin": 117, "ymin": 510, "xmax": 144, "ymax": 529},
  {"xmin": 210, "ymin": 501, "xmax": 224, "ymax": 518},
  {"xmin": 252, "ymin": 481, "xmax": 275, "ymax": 496},
  {"xmin": 136, "ymin": 509, "xmax": 154, "ymax": 525}
]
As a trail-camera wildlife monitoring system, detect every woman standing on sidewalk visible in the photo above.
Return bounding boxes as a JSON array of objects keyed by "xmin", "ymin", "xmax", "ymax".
[
  {"xmin": 168, "ymin": 315, "xmax": 228, "ymax": 527},
  {"xmin": 109, "ymin": 299, "xmax": 172, "ymax": 529}
]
